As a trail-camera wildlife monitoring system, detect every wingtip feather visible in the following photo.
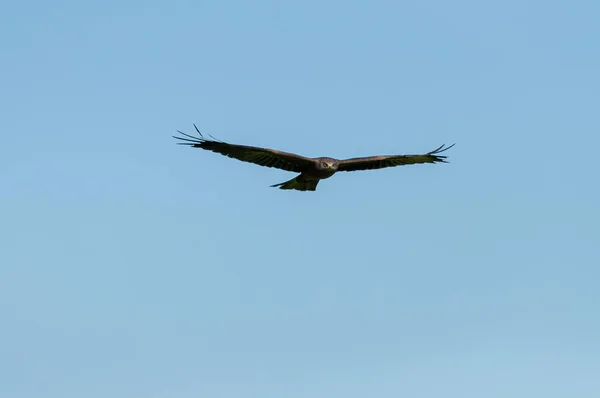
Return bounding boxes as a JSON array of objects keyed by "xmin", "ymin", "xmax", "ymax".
[{"xmin": 429, "ymin": 143, "xmax": 456, "ymax": 154}]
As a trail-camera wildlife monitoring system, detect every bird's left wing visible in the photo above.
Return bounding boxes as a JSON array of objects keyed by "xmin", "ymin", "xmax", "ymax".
[
  {"xmin": 337, "ymin": 144, "xmax": 455, "ymax": 172},
  {"xmin": 174, "ymin": 125, "xmax": 315, "ymax": 172}
]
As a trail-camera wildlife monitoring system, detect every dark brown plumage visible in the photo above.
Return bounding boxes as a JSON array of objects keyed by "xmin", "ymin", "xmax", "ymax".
[{"xmin": 174, "ymin": 125, "xmax": 454, "ymax": 191}]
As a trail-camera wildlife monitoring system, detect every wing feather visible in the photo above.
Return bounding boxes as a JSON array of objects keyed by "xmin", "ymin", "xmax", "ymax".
[
  {"xmin": 173, "ymin": 125, "xmax": 315, "ymax": 172},
  {"xmin": 337, "ymin": 144, "xmax": 455, "ymax": 172}
]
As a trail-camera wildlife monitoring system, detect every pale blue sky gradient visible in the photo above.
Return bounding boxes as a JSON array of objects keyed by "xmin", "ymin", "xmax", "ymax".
[{"xmin": 1, "ymin": 1, "xmax": 600, "ymax": 397}]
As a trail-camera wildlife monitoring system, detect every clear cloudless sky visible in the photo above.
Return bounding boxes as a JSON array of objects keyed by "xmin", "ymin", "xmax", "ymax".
[{"xmin": 1, "ymin": 0, "xmax": 599, "ymax": 397}]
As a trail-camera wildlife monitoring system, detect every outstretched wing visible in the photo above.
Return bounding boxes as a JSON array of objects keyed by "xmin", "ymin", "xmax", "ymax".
[
  {"xmin": 173, "ymin": 125, "xmax": 315, "ymax": 172},
  {"xmin": 337, "ymin": 144, "xmax": 455, "ymax": 172}
]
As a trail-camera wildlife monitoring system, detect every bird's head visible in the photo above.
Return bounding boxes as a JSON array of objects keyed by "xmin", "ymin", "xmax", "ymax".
[{"xmin": 319, "ymin": 158, "xmax": 338, "ymax": 170}]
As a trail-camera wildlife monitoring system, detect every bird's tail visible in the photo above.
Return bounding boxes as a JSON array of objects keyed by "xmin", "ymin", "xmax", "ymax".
[{"xmin": 270, "ymin": 176, "xmax": 319, "ymax": 191}]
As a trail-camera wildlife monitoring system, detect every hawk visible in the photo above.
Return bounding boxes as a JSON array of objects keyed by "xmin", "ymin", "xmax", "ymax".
[{"xmin": 174, "ymin": 125, "xmax": 455, "ymax": 191}]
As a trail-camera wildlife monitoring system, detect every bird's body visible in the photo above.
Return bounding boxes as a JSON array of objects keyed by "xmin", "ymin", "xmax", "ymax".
[
  {"xmin": 174, "ymin": 125, "xmax": 454, "ymax": 191},
  {"xmin": 270, "ymin": 157, "xmax": 339, "ymax": 191}
]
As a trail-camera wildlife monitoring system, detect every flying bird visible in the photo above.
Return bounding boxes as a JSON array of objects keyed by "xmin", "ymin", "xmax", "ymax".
[{"xmin": 174, "ymin": 125, "xmax": 455, "ymax": 191}]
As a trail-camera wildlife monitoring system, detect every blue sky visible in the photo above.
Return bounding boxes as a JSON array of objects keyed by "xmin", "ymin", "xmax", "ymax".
[{"xmin": 1, "ymin": 0, "xmax": 599, "ymax": 397}]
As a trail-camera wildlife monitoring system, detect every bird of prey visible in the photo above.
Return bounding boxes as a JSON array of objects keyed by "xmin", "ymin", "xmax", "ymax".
[{"xmin": 174, "ymin": 125, "xmax": 455, "ymax": 191}]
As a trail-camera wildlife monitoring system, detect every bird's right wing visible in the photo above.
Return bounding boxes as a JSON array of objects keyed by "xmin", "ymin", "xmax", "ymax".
[{"xmin": 174, "ymin": 125, "xmax": 315, "ymax": 172}]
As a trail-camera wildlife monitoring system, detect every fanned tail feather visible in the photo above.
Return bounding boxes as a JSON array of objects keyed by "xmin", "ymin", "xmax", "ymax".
[{"xmin": 271, "ymin": 176, "xmax": 319, "ymax": 191}]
